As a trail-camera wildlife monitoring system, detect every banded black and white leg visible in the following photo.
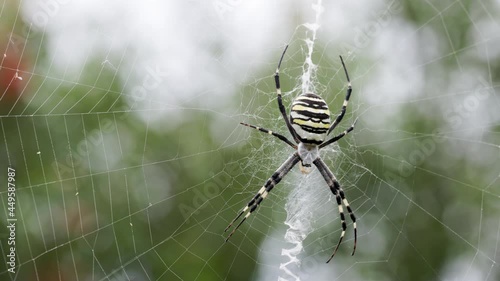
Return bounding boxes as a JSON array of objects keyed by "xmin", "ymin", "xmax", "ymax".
[
  {"xmin": 319, "ymin": 118, "xmax": 358, "ymax": 149},
  {"xmin": 237, "ymin": 45, "xmax": 299, "ymax": 149},
  {"xmin": 224, "ymin": 153, "xmax": 300, "ymax": 242},
  {"xmin": 327, "ymin": 55, "xmax": 352, "ymax": 135},
  {"xmin": 239, "ymin": 122, "xmax": 297, "ymax": 149},
  {"xmin": 274, "ymin": 45, "xmax": 299, "ymax": 143},
  {"xmin": 313, "ymin": 158, "xmax": 357, "ymax": 262}
]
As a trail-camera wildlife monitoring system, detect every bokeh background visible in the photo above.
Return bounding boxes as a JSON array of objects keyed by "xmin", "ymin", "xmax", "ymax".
[{"xmin": 1, "ymin": 0, "xmax": 500, "ymax": 280}]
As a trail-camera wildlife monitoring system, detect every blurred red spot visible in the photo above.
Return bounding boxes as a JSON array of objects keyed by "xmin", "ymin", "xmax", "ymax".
[{"xmin": 0, "ymin": 40, "xmax": 30, "ymax": 102}]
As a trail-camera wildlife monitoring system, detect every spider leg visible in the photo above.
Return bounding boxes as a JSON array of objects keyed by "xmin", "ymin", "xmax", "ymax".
[
  {"xmin": 240, "ymin": 122, "xmax": 297, "ymax": 149},
  {"xmin": 313, "ymin": 158, "xmax": 357, "ymax": 262},
  {"xmin": 319, "ymin": 118, "xmax": 357, "ymax": 149},
  {"xmin": 327, "ymin": 55, "xmax": 352, "ymax": 135},
  {"xmin": 275, "ymin": 45, "xmax": 300, "ymax": 144},
  {"xmin": 225, "ymin": 153, "xmax": 300, "ymax": 242}
]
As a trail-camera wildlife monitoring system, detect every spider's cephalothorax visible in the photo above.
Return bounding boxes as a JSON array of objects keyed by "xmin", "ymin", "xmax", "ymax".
[{"xmin": 224, "ymin": 45, "xmax": 357, "ymax": 263}]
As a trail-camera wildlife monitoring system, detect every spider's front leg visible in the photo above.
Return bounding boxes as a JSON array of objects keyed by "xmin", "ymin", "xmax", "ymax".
[
  {"xmin": 224, "ymin": 153, "xmax": 300, "ymax": 241},
  {"xmin": 327, "ymin": 55, "xmax": 353, "ymax": 136},
  {"xmin": 274, "ymin": 45, "xmax": 299, "ymax": 144}
]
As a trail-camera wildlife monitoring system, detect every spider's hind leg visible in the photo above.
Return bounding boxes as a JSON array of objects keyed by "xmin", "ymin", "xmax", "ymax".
[
  {"xmin": 313, "ymin": 157, "xmax": 357, "ymax": 262},
  {"xmin": 224, "ymin": 153, "xmax": 300, "ymax": 241}
]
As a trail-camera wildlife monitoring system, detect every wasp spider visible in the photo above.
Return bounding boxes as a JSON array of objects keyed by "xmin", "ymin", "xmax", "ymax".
[{"xmin": 224, "ymin": 45, "xmax": 357, "ymax": 262}]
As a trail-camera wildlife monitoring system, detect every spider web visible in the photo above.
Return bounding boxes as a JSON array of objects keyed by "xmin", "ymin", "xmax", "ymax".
[{"xmin": 1, "ymin": 0, "xmax": 500, "ymax": 281}]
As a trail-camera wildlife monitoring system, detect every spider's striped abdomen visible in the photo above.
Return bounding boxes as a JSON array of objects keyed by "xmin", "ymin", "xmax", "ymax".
[{"xmin": 290, "ymin": 93, "xmax": 331, "ymax": 145}]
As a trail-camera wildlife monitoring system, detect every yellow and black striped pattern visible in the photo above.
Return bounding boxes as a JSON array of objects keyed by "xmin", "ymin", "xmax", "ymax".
[{"xmin": 290, "ymin": 93, "xmax": 331, "ymax": 144}]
